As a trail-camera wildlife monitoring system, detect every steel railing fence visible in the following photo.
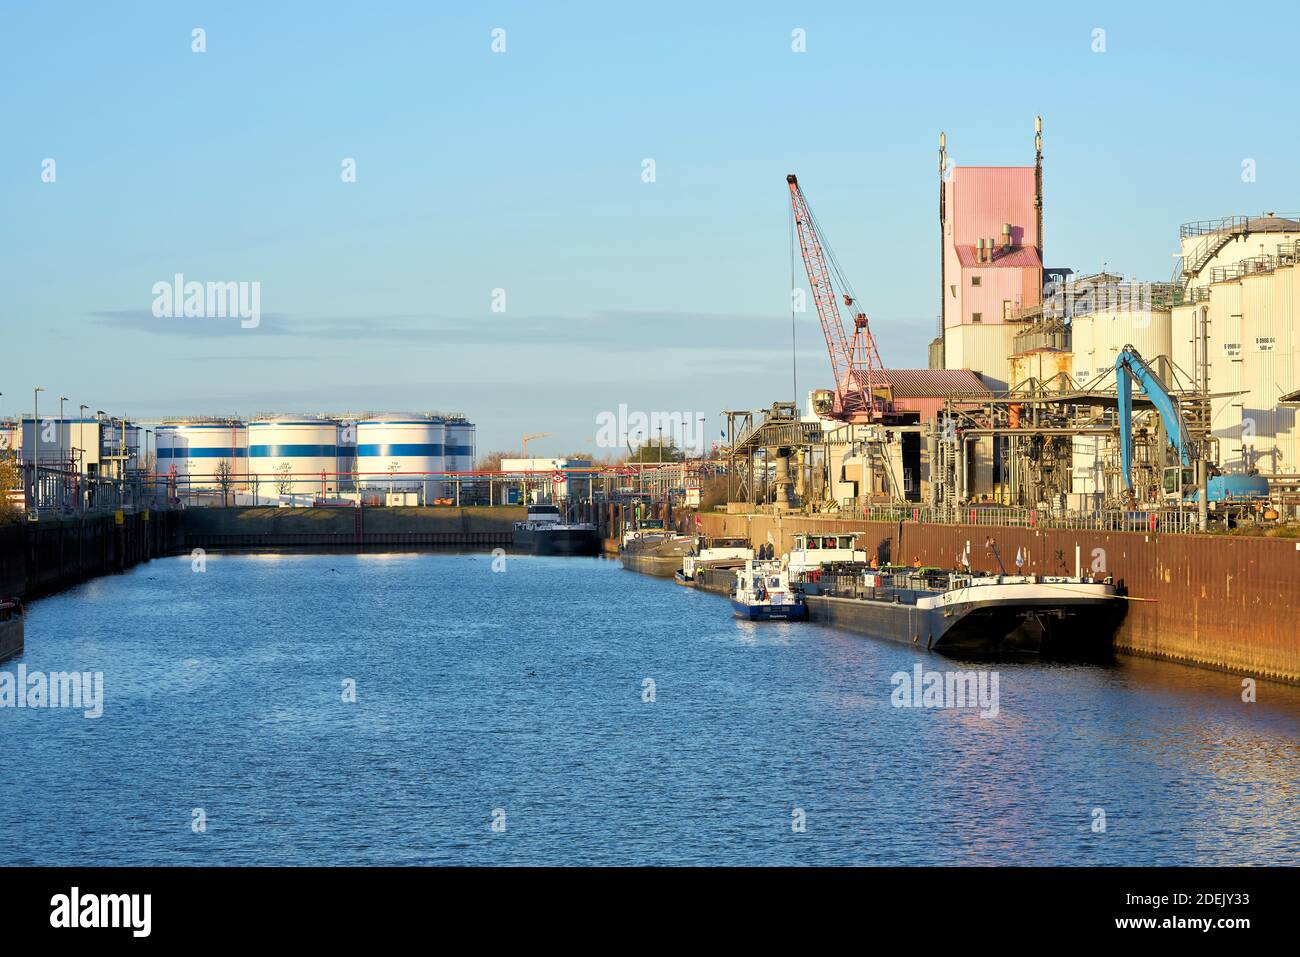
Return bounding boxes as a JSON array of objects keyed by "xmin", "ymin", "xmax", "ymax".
[{"xmin": 836, "ymin": 502, "xmax": 1215, "ymax": 534}]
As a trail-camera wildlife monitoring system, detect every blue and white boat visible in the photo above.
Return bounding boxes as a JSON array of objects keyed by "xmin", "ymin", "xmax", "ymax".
[{"xmin": 730, "ymin": 561, "xmax": 807, "ymax": 621}]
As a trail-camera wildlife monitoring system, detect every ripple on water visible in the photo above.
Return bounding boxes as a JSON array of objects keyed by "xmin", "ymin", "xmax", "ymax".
[{"xmin": 1, "ymin": 552, "xmax": 1298, "ymax": 865}]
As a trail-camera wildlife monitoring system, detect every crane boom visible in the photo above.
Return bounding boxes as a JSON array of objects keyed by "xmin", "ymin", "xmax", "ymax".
[
  {"xmin": 1115, "ymin": 344, "xmax": 1195, "ymax": 496},
  {"xmin": 522, "ymin": 431, "xmax": 552, "ymax": 457},
  {"xmin": 786, "ymin": 174, "xmax": 891, "ymax": 422}
]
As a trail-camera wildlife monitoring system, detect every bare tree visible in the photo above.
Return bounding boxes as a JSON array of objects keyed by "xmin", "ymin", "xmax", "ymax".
[
  {"xmin": 274, "ymin": 462, "xmax": 294, "ymax": 496},
  {"xmin": 215, "ymin": 458, "xmax": 234, "ymax": 507},
  {"xmin": 475, "ymin": 450, "xmax": 521, "ymax": 472}
]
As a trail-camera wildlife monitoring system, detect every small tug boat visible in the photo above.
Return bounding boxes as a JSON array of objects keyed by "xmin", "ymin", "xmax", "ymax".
[
  {"xmin": 0, "ymin": 597, "xmax": 24, "ymax": 663},
  {"xmin": 730, "ymin": 561, "xmax": 807, "ymax": 621}
]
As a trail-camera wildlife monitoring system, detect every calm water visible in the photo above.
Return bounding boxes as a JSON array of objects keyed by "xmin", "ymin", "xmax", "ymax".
[{"xmin": 2, "ymin": 551, "xmax": 1298, "ymax": 866}]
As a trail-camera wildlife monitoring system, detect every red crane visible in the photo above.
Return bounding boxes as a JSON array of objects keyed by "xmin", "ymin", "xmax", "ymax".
[{"xmin": 786, "ymin": 173, "xmax": 893, "ymax": 423}]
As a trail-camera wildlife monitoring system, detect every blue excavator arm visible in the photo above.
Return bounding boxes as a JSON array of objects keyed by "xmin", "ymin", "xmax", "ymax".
[{"xmin": 1115, "ymin": 345, "xmax": 1193, "ymax": 495}]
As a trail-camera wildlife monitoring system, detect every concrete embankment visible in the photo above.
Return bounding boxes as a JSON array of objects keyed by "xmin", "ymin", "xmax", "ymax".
[
  {"xmin": 695, "ymin": 512, "xmax": 1300, "ymax": 684},
  {"xmin": 180, "ymin": 506, "xmax": 524, "ymax": 549},
  {"xmin": 0, "ymin": 509, "xmax": 183, "ymax": 601}
]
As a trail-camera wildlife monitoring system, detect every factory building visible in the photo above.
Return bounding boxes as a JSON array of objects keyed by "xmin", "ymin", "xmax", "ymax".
[
  {"xmin": 355, "ymin": 413, "xmax": 447, "ymax": 501},
  {"xmin": 499, "ymin": 457, "xmax": 594, "ymax": 503},
  {"xmin": 928, "ymin": 121, "xmax": 1052, "ymax": 500},
  {"xmin": 13, "ymin": 416, "xmax": 148, "ymax": 479},
  {"xmin": 936, "ymin": 129, "xmax": 1044, "ymax": 391},
  {"xmin": 156, "ymin": 419, "xmax": 248, "ymax": 491},
  {"xmin": 248, "ymin": 416, "xmax": 341, "ymax": 496}
]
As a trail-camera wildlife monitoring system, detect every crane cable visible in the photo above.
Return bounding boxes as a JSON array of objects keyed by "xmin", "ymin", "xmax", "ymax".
[{"xmin": 789, "ymin": 202, "xmax": 798, "ymax": 407}]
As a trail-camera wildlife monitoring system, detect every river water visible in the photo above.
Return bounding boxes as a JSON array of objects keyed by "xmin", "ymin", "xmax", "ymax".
[{"xmin": 2, "ymin": 551, "xmax": 1297, "ymax": 865}]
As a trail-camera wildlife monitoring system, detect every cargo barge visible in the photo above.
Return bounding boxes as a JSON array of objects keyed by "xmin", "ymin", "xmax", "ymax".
[
  {"xmin": 676, "ymin": 536, "xmax": 753, "ymax": 585},
  {"xmin": 804, "ymin": 568, "xmax": 1122, "ymax": 658},
  {"xmin": 0, "ymin": 598, "xmax": 23, "ymax": 663},
  {"xmin": 512, "ymin": 504, "xmax": 601, "ymax": 556},
  {"xmin": 695, "ymin": 561, "xmax": 1121, "ymax": 658},
  {"xmin": 619, "ymin": 520, "xmax": 694, "ymax": 577}
]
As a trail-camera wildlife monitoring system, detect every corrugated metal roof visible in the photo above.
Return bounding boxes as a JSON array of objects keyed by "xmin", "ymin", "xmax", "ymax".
[
  {"xmin": 955, "ymin": 245, "xmax": 1042, "ymax": 268},
  {"xmin": 883, "ymin": 369, "xmax": 991, "ymax": 397}
]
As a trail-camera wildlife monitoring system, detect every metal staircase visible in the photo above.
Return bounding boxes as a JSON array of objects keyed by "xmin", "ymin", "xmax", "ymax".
[{"xmin": 1173, "ymin": 214, "xmax": 1300, "ymax": 284}]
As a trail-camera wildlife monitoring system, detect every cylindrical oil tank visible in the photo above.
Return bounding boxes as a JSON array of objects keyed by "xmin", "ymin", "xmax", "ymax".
[
  {"xmin": 443, "ymin": 417, "xmax": 476, "ymax": 473},
  {"xmin": 443, "ymin": 416, "xmax": 476, "ymax": 503},
  {"xmin": 1098, "ymin": 310, "xmax": 1173, "ymax": 373},
  {"xmin": 1069, "ymin": 315, "xmax": 1094, "ymax": 385},
  {"xmin": 1009, "ymin": 348, "xmax": 1074, "ymax": 391},
  {"xmin": 248, "ymin": 416, "xmax": 339, "ymax": 497},
  {"xmin": 335, "ymin": 418, "xmax": 358, "ymax": 492},
  {"xmin": 356, "ymin": 413, "xmax": 445, "ymax": 502},
  {"xmin": 156, "ymin": 419, "xmax": 248, "ymax": 491}
]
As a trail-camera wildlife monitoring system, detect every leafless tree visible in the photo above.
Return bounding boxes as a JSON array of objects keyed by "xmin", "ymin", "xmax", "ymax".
[
  {"xmin": 214, "ymin": 458, "xmax": 234, "ymax": 507},
  {"xmin": 274, "ymin": 462, "xmax": 294, "ymax": 496}
]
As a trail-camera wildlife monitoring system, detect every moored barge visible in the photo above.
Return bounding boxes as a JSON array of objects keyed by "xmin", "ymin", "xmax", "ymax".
[
  {"xmin": 0, "ymin": 597, "xmax": 24, "ymax": 663},
  {"xmin": 619, "ymin": 520, "xmax": 694, "ymax": 577},
  {"xmin": 805, "ymin": 566, "xmax": 1122, "ymax": 658},
  {"xmin": 513, "ymin": 504, "xmax": 601, "ymax": 556}
]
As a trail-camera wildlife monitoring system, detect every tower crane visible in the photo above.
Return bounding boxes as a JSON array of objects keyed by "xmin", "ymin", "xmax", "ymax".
[
  {"xmin": 521, "ymin": 432, "xmax": 552, "ymax": 457},
  {"xmin": 786, "ymin": 173, "xmax": 894, "ymax": 423}
]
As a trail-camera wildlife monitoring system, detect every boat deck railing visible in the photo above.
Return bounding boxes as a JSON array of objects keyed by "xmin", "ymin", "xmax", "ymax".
[{"xmin": 807, "ymin": 570, "xmax": 947, "ymax": 603}]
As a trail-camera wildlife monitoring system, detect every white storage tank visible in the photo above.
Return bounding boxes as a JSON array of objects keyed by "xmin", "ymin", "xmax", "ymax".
[
  {"xmin": 356, "ymin": 413, "xmax": 445, "ymax": 502},
  {"xmin": 1088, "ymin": 309, "xmax": 1174, "ymax": 379},
  {"xmin": 156, "ymin": 419, "xmax": 248, "ymax": 491},
  {"xmin": 248, "ymin": 415, "xmax": 339, "ymax": 497},
  {"xmin": 443, "ymin": 416, "xmax": 476, "ymax": 473},
  {"xmin": 335, "ymin": 418, "xmax": 358, "ymax": 491}
]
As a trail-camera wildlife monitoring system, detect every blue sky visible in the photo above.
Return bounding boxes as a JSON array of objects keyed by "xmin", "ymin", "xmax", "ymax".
[{"xmin": 2, "ymin": 1, "xmax": 1296, "ymax": 455}]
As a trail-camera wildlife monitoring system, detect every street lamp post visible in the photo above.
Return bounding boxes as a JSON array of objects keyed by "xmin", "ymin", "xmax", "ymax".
[
  {"xmin": 33, "ymin": 387, "xmax": 45, "ymax": 512},
  {"xmin": 76, "ymin": 403, "xmax": 88, "ymax": 514},
  {"xmin": 33, "ymin": 387, "xmax": 44, "ymax": 461},
  {"xmin": 59, "ymin": 396, "xmax": 68, "ymax": 508}
]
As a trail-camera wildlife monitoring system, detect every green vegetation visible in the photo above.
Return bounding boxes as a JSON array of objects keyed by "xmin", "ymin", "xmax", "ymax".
[
  {"xmin": 627, "ymin": 438, "xmax": 683, "ymax": 464},
  {"xmin": 1215, "ymin": 523, "xmax": 1300, "ymax": 538},
  {"xmin": 0, "ymin": 450, "xmax": 21, "ymax": 524}
]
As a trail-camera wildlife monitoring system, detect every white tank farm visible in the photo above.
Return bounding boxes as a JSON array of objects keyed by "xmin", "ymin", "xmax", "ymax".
[
  {"xmin": 248, "ymin": 416, "xmax": 340, "ymax": 496},
  {"xmin": 356, "ymin": 414, "xmax": 446, "ymax": 501},
  {"xmin": 156, "ymin": 419, "xmax": 248, "ymax": 490}
]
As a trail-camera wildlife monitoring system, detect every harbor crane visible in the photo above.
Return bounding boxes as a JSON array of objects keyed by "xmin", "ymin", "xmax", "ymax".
[{"xmin": 786, "ymin": 173, "xmax": 895, "ymax": 423}]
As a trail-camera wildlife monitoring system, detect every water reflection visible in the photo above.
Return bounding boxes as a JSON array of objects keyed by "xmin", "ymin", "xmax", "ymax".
[{"xmin": 1, "ymin": 551, "xmax": 1296, "ymax": 866}]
